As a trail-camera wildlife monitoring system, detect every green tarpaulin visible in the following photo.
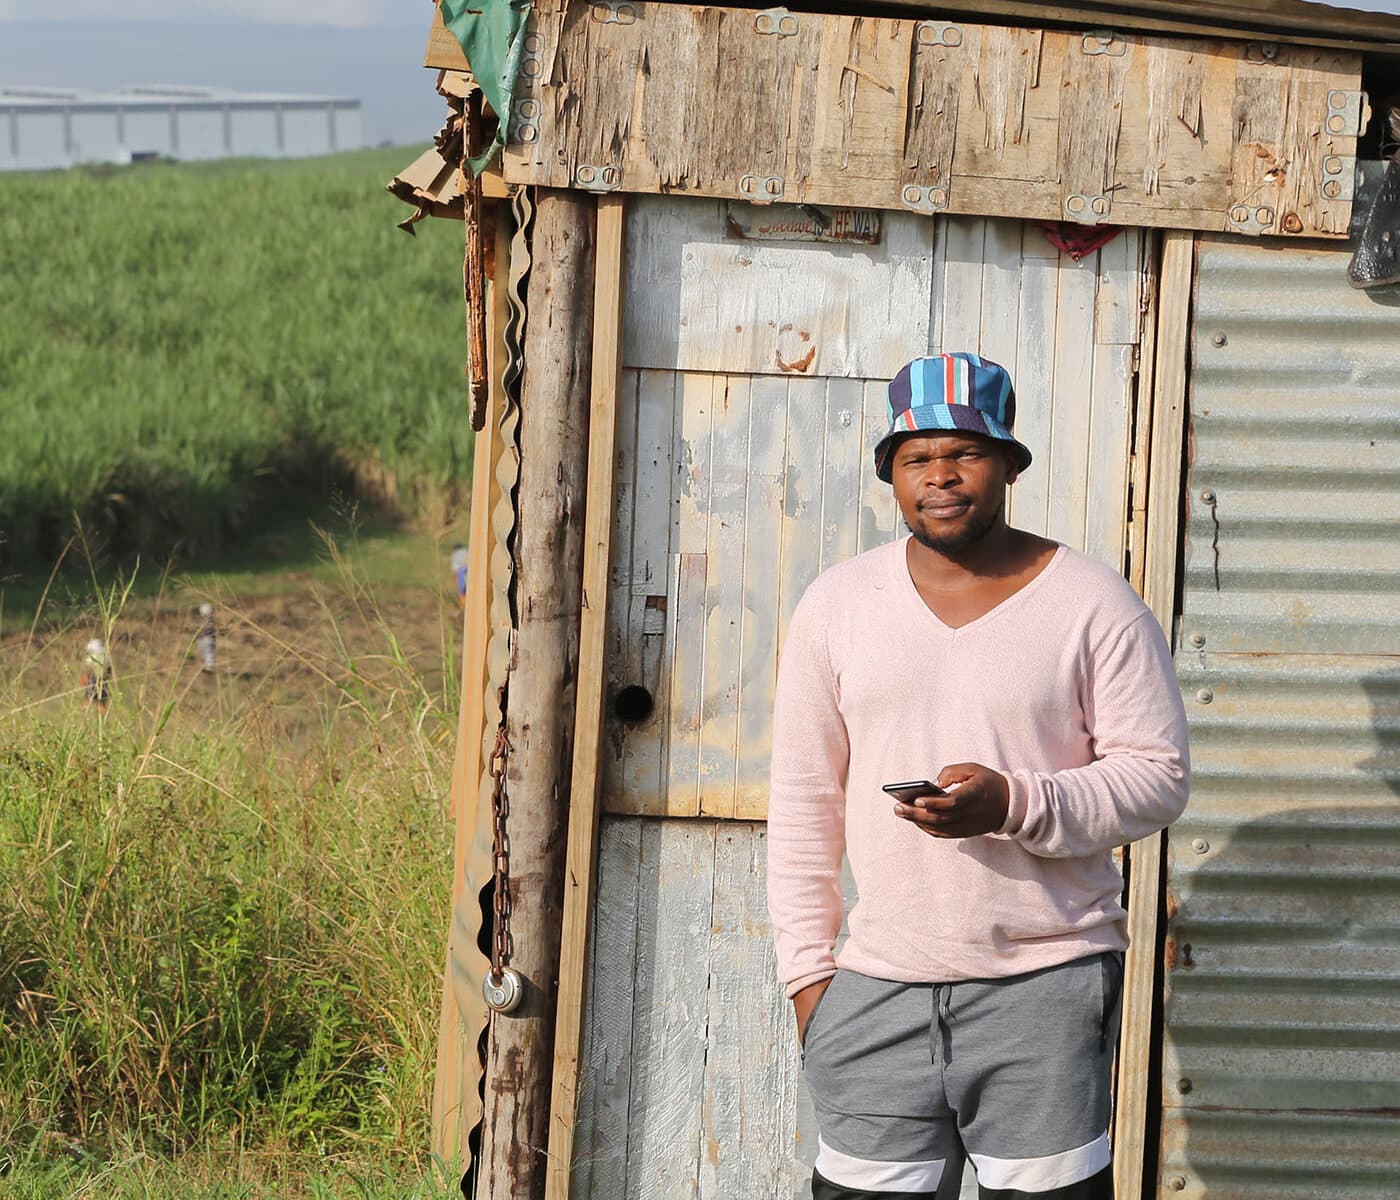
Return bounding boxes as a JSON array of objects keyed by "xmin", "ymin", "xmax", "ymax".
[{"xmin": 439, "ymin": 0, "xmax": 533, "ymax": 173}]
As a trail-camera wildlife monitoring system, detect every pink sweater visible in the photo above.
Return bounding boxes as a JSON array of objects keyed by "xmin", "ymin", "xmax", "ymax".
[{"xmin": 767, "ymin": 538, "xmax": 1190, "ymax": 996}]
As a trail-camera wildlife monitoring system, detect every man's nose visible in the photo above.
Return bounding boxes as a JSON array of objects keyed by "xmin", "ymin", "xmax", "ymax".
[{"xmin": 923, "ymin": 460, "xmax": 958, "ymax": 488}]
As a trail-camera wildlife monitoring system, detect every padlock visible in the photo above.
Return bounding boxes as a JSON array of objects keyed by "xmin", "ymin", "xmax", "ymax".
[{"xmin": 483, "ymin": 967, "xmax": 524, "ymax": 1013}]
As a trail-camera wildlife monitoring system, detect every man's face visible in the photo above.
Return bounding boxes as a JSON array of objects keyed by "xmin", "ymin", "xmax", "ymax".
[{"xmin": 890, "ymin": 433, "xmax": 1018, "ymax": 553}]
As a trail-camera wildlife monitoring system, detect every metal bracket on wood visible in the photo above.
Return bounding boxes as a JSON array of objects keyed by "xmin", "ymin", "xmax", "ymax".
[
  {"xmin": 901, "ymin": 183, "xmax": 949, "ymax": 214},
  {"xmin": 509, "ymin": 97, "xmax": 541, "ymax": 146},
  {"xmin": 1325, "ymin": 90, "xmax": 1371, "ymax": 138},
  {"xmin": 739, "ymin": 173, "xmax": 786, "ymax": 203},
  {"xmin": 1082, "ymin": 30, "xmax": 1127, "ymax": 56},
  {"xmin": 1064, "ymin": 193, "xmax": 1112, "ymax": 223},
  {"xmin": 575, "ymin": 163, "xmax": 622, "ymax": 192},
  {"xmin": 1244, "ymin": 41, "xmax": 1284, "ymax": 64},
  {"xmin": 1226, "ymin": 203, "xmax": 1276, "ymax": 235},
  {"xmin": 518, "ymin": 30, "xmax": 545, "ymax": 89},
  {"xmin": 754, "ymin": 7, "xmax": 799, "ymax": 36},
  {"xmin": 1321, "ymin": 154, "xmax": 1357, "ymax": 203},
  {"xmin": 590, "ymin": 0, "xmax": 638, "ymax": 23},
  {"xmin": 915, "ymin": 21, "xmax": 963, "ymax": 47}
]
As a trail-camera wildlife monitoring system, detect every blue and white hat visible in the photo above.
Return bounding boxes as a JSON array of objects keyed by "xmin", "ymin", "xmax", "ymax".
[{"xmin": 873, "ymin": 352, "xmax": 1033, "ymax": 483}]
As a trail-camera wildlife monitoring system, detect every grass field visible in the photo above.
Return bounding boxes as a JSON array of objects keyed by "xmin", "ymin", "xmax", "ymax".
[
  {"xmin": 0, "ymin": 146, "xmax": 470, "ymax": 575},
  {"xmin": 1, "ymin": 531, "xmax": 464, "ymax": 1198},
  {"xmin": 2, "ymin": 146, "xmax": 477, "ymax": 1197}
]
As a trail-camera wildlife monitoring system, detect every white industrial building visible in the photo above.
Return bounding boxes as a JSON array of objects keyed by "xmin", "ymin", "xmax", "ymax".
[{"xmin": 1, "ymin": 85, "xmax": 363, "ymax": 172}]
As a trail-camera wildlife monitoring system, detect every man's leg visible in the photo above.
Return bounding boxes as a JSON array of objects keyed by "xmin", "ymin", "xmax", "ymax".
[
  {"xmin": 939, "ymin": 953, "xmax": 1124, "ymax": 1200},
  {"xmin": 802, "ymin": 970, "xmax": 961, "ymax": 1198}
]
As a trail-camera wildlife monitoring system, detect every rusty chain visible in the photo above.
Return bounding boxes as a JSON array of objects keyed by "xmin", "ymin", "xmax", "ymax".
[{"xmin": 487, "ymin": 721, "xmax": 513, "ymax": 982}]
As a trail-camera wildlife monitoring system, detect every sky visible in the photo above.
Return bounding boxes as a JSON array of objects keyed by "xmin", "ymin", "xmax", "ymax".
[{"xmin": 0, "ymin": 5, "xmax": 445, "ymax": 146}]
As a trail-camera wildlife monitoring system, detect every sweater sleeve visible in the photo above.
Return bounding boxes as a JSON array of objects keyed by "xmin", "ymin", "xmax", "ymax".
[
  {"xmin": 766, "ymin": 592, "xmax": 849, "ymax": 998},
  {"xmin": 999, "ymin": 610, "xmax": 1190, "ymax": 858}
]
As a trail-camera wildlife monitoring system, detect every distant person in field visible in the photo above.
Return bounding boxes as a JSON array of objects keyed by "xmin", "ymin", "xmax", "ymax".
[
  {"xmin": 81, "ymin": 638, "xmax": 112, "ymax": 714},
  {"xmin": 450, "ymin": 544, "xmax": 469, "ymax": 608},
  {"xmin": 768, "ymin": 352, "xmax": 1191, "ymax": 1200},
  {"xmin": 196, "ymin": 603, "xmax": 217, "ymax": 673}
]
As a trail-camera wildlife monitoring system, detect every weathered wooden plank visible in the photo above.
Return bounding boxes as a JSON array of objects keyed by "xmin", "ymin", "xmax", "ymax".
[
  {"xmin": 977, "ymin": 217, "xmax": 1025, "ymax": 368},
  {"xmin": 603, "ymin": 370, "xmax": 641, "ymax": 810},
  {"xmin": 479, "ymin": 188, "xmax": 592, "ymax": 1200},
  {"xmin": 937, "ymin": 218, "xmax": 987, "ymax": 354},
  {"xmin": 814, "ymin": 17, "xmax": 914, "ymax": 183},
  {"xmin": 1093, "ymin": 228, "xmax": 1142, "ymax": 347},
  {"xmin": 570, "ymin": 818, "xmax": 643, "ymax": 1200},
  {"xmin": 858, "ymin": 378, "xmax": 899, "ymax": 553},
  {"xmin": 665, "ymin": 549, "xmax": 708, "ymax": 818},
  {"xmin": 500, "ymin": 4, "xmax": 1362, "ymax": 238},
  {"xmin": 547, "ymin": 192, "xmax": 626, "ymax": 1200},
  {"xmin": 1083, "ymin": 341, "xmax": 1135, "ymax": 572},
  {"xmin": 1112, "ymin": 230, "xmax": 1193, "ymax": 1200},
  {"xmin": 622, "ymin": 195, "xmax": 935, "ymax": 380},
  {"xmin": 700, "ymin": 824, "xmax": 806, "ymax": 1199},
  {"xmin": 698, "ymin": 377, "xmax": 752, "ymax": 818},
  {"xmin": 1007, "ymin": 222, "xmax": 1059, "ymax": 537},
  {"xmin": 1142, "ymin": 40, "xmax": 1208, "ymax": 198},
  {"xmin": 777, "ymin": 377, "xmax": 827, "ymax": 648},
  {"xmin": 1044, "ymin": 255, "xmax": 1097, "ymax": 551},
  {"xmin": 734, "ymin": 376, "xmax": 791, "ymax": 820},
  {"xmin": 1058, "ymin": 32, "xmax": 1130, "ymax": 222},
  {"xmin": 626, "ymin": 821, "xmax": 716, "ymax": 1198},
  {"xmin": 820, "ymin": 378, "xmax": 866, "ymax": 573},
  {"xmin": 612, "ymin": 370, "xmax": 677, "ymax": 817},
  {"xmin": 663, "ymin": 372, "xmax": 716, "ymax": 816}
]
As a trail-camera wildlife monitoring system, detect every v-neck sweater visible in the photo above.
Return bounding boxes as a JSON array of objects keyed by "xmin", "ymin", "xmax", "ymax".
[{"xmin": 767, "ymin": 536, "xmax": 1190, "ymax": 995}]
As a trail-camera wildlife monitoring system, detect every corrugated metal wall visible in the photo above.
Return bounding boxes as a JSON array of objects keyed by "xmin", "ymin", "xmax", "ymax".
[{"xmin": 1161, "ymin": 236, "xmax": 1400, "ymax": 1198}]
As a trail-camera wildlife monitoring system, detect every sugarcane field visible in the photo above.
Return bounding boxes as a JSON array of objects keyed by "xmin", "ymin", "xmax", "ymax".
[{"xmin": 4, "ymin": 2, "xmax": 1400, "ymax": 1200}]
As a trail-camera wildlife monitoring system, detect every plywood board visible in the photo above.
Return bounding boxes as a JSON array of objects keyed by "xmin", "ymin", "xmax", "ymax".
[
  {"xmin": 603, "ymin": 206, "xmax": 1144, "ymax": 818},
  {"xmin": 571, "ymin": 819, "xmax": 807, "ymax": 1200},
  {"xmin": 623, "ymin": 196, "xmax": 934, "ymax": 379},
  {"xmin": 504, "ymin": 2, "xmax": 1362, "ymax": 238}
]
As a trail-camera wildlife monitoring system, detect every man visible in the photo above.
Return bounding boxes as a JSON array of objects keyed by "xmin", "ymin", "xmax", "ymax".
[{"xmin": 767, "ymin": 352, "xmax": 1190, "ymax": 1200}]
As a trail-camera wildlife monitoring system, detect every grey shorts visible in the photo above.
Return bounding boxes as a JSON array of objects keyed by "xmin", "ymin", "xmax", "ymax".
[{"xmin": 801, "ymin": 952, "xmax": 1124, "ymax": 1195}]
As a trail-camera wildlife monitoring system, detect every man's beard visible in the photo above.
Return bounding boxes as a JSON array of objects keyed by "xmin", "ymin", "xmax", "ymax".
[{"xmin": 905, "ymin": 493, "xmax": 1004, "ymax": 553}]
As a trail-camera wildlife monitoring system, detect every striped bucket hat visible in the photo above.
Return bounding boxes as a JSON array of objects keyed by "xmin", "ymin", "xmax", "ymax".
[{"xmin": 874, "ymin": 352, "xmax": 1033, "ymax": 483}]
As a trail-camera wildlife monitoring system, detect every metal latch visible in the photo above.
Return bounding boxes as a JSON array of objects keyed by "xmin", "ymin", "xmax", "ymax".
[
  {"xmin": 1082, "ymin": 30, "xmax": 1127, "ymax": 56},
  {"xmin": 1321, "ymin": 154, "xmax": 1356, "ymax": 202},
  {"xmin": 1064, "ymin": 193, "xmax": 1112, "ymax": 223},
  {"xmin": 739, "ymin": 173, "xmax": 786, "ymax": 203},
  {"xmin": 1226, "ymin": 204, "xmax": 1276, "ymax": 236},
  {"xmin": 509, "ymin": 97, "xmax": 541, "ymax": 145},
  {"xmin": 901, "ymin": 184, "xmax": 949, "ymax": 214},
  {"xmin": 1325, "ymin": 90, "xmax": 1370, "ymax": 138},
  {"xmin": 915, "ymin": 21, "xmax": 963, "ymax": 47},
  {"xmin": 754, "ymin": 7, "xmax": 799, "ymax": 36},
  {"xmin": 575, "ymin": 163, "xmax": 622, "ymax": 192},
  {"xmin": 590, "ymin": 0, "xmax": 638, "ymax": 23}
]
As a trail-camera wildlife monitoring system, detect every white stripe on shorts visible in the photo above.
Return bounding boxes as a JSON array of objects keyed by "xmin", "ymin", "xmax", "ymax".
[
  {"xmin": 969, "ymin": 1130, "xmax": 1110, "ymax": 1192},
  {"xmin": 815, "ymin": 1137, "xmax": 946, "ymax": 1192}
]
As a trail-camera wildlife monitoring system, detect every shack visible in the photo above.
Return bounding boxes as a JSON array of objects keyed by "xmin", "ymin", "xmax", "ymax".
[{"xmin": 391, "ymin": 2, "xmax": 1400, "ymax": 1196}]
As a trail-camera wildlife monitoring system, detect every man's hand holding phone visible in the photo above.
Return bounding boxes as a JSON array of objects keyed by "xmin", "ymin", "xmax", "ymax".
[{"xmin": 885, "ymin": 763, "xmax": 1010, "ymax": 839}]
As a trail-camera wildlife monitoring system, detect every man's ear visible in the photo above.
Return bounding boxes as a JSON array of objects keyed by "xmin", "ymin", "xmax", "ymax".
[{"xmin": 1002, "ymin": 448, "xmax": 1021, "ymax": 486}]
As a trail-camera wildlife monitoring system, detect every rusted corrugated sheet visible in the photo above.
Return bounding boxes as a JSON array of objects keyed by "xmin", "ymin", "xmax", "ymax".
[{"xmin": 1162, "ymin": 236, "xmax": 1400, "ymax": 1198}]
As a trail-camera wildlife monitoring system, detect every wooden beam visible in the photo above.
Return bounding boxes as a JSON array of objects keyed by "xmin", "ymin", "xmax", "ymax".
[
  {"xmin": 503, "ymin": 4, "xmax": 1363, "ymax": 239},
  {"xmin": 866, "ymin": 0, "xmax": 1400, "ymax": 53},
  {"xmin": 477, "ymin": 190, "xmax": 595, "ymax": 1200},
  {"xmin": 1113, "ymin": 228, "xmax": 1194, "ymax": 1200},
  {"xmin": 431, "ymin": 207, "xmax": 513, "ymax": 1172},
  {"xmin": 544, "ymin": 192, "xmax": 626, "ymax": 1200}
]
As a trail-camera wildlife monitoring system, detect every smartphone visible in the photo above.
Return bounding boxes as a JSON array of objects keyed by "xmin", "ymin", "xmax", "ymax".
[{"xmin": 881, "ymin": 779, "xmax": 949, "ymax": 803}]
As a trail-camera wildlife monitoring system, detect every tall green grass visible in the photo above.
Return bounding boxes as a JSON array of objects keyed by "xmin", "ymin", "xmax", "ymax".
[
  {"xmin": 0, "ymin": 148, "xmax": 470, "ymax": 571},
  {"xmin": 0, "ymin": 536, "xmax": 459, "ymax": 1197}
]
